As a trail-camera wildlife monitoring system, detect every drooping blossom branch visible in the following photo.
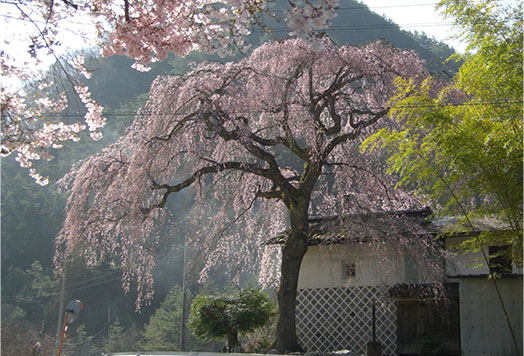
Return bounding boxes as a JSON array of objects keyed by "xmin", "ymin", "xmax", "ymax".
[{"xmin": 1, "ymin": 1, "xmax": 104, "ymax": 184}]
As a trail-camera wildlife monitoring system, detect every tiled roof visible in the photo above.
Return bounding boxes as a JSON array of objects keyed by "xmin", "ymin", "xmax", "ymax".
[
  {"xmin": 265, "ymin": 207, "xmax": 508, "ymax": 246},
  {"xmin": 266, "ymin": 207, "xmax": 433, "ymax": 245}
]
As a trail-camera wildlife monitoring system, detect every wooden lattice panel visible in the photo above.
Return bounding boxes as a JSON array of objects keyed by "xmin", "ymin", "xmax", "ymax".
[{"xmin": 296, "ymin": 287, "xmax": 397, "ymax": 355}]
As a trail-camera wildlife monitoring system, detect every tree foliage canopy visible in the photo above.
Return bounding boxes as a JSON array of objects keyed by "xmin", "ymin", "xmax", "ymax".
[
  {"xmin": 141, "ymin": 286, "xmax": 184, "ymax": 351},
  {"xmin": 189, "ymin": 288, "xmax": 274, "ymax": 351},
  {"xmin": 363, "ymin": 0, "xmax": 523, "ymax": 262},
  {"xmin": 57, "ymin": 36, "xmax": 425, "ymax": 299}
]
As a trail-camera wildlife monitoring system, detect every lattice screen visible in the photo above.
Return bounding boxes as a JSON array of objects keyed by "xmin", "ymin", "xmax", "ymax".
[{"xmin": 296, "ymin": 287, "xmax": 397, "ymax": 355}]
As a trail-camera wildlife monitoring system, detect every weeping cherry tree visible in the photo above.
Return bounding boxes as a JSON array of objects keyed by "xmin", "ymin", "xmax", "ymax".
[{"xmin": 56, "ymin": 38, "xmax": 428, "ymax": 352}]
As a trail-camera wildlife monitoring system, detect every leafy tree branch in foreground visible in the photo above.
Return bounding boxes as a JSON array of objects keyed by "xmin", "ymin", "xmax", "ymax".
[
  {"xmin": 362, "ymin": 1, "xmax": 522, "ymax": 353},
  {"xmin": 363, "ymin": 0, "xmax": 522, "ymax": 265}
]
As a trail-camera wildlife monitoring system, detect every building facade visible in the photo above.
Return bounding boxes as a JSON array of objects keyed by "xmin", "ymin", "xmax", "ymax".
[{"xmin": 270, "ymin": 209, "xmax": 523, "ymax": 356}]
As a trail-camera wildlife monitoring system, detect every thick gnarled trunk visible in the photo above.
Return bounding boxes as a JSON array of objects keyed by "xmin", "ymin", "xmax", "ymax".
[{"xmin": 276, "ymin": 201, "xmax": 310, "ymax": 353}]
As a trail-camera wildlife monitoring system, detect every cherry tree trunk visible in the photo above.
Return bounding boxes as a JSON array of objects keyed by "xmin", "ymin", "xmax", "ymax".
[{"xmin": 276, "ymin": 201, "xmax": 310, "ymax": 353}]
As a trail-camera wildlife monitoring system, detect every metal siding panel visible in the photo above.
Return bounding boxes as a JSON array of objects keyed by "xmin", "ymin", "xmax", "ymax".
[{"xmin": 460, "ymin": 278, "xmax": 523, "ymax": 356}]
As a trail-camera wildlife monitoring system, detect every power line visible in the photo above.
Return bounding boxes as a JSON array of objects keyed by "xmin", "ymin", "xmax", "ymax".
[
  {"xmin": 0, "ymin": 2, "xmax": 441, "ymax": 22},
  {"xmin": 43, "ymin": 324, "xmax": 107, "ymax": 346},
  {"xmin": 0, "ymin": 12, "xmax": 455, "ymax": 32},
  {"xmin": 0, "ymin": 4, "xmax": 452, "ymax": 35},
  {"xmin": 267, "ymin": 3, "xmax": 440, "ymax": 14},
  {"xmin": 1, "ymin": 276, "xmax": 122, "ymax": 301},
  {"xmin": 351, "ymin": 3, "xmax": 439, "ymax": 9},
  {"xmin": 25, "ymin": 100, "xmax": 523, "ymax": 119},
  {"xmin": 57, "ymin": 244, "xmax": 183, "ymax": 289},
  {"xmin": 0, "ymin": 3, "xmax": 442, "ymax": 25},
  {"xmin": 2, "ymin": 248, "xmax": 184, "ymax": 301},
  {"xmin": 0, "ymin": 268, "xmax": 124, "ymax": 301},
  {"xmin": 256, "ymin": 21, "xmax": 455, "ymax": 33},
  {"xmin": 56, "ymin": 270, "xmax": 123, "ymax": 290}
]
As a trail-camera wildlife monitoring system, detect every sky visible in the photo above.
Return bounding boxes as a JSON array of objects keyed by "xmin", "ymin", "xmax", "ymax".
[{"xmin": 359, "ymin": 0, "xmax": 466, "ymax": 52}]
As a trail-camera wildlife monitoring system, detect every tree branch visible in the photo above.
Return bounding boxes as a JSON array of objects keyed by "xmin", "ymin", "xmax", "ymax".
[
  {"xmin": 321, "ymin": 130, "xmax": 361, "ymax": 161},
  {"xmin": 217, "ymin": 192, "xmax": 259, "ymax": 237},
  {"xmin": 256, "ymin": 190, "xmax": 282, "ymax": 199},
  {"xmin": 349, "ymin": 108, "xmax": 390, "ymax": 129},
  {"xmin": 147, "ymin": 112, "xmax": 198, "ymax": 144},
  {"xmin": 124, "ymin": 0, "xmax": 130, "ymax": 22},
  {"xmin": 201, "ymin": 110, "xmax": 296, "ymax": 194},
  {"xmin": 324, "ymin": 95, "xmax": 342, "ymax": 136},
  {"xmin": 144, "ymin": 161, "xmax": 272, "ymax": 212},
  {"xmin": 324, "ymin": 161, "xmax": 394, "ymax": 206},
  {"xmin": 279, "ymin": 63, "xmax": 310, "ymax": 161}
]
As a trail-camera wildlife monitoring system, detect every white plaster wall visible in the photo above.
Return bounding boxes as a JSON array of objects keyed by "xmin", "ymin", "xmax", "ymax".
[
  {"xmin": 445, "ymin": 237, "xmax": 522, "ymax": 277},
  {"xmin": 298, "ymin": 244, "xmax": 407, "ymax": 289},
  {"xmin": 445, "ymin": 236, "xmax": 490, "ymax": 277},
  {"xmin": 459, "ymin": 277, "xmax": 523, "ymax": 356}
]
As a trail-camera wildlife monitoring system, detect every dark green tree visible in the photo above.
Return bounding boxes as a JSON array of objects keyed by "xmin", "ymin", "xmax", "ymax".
[
  {"xmin": 141, "ymin": 286, "xmax": 184, "ymax": 351},
  {"xmin": 140, "ymin": 285, "xmax": 220, "ymax": 352},
  {"xmin": 189, "ymin": 288, "xmax": 274, "ymax": 352},
  {"xmin": 108, "ymin": 318, "xmax": 143, "ymax": 353},
  {"xmin": 2, "ymin": 261, "xmax": 57, "ymax": 324}
]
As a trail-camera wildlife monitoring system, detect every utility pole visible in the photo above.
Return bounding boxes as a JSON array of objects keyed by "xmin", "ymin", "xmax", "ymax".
[
  {"xmin": 56, "ymin": 273, "xmax": 66, "ymax": 350},
  {"xmin": 179, "ymin": 232, "xmax": 188, "ymax": 351},
  {"xmin": 179, "ymin": 190, "xmax": 194, "ymax": 352},
  {"xmin": 106, "ymin": 306, "xmax": 111, "ymax": 354}
]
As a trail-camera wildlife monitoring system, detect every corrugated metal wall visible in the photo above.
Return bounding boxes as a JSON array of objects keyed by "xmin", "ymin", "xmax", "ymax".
[{"xmin": 459, "ymin": 277, "xmax": 523, "ymax": 356}]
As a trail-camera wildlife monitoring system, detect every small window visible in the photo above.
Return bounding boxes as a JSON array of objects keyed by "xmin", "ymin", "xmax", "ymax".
[
  {"xmin": 489, "ymin": 246, "xmax": 512, "ymax": 275},
  {"xmin": 342, "ymin": 261, "xmax": 356, "ymax": 279}
]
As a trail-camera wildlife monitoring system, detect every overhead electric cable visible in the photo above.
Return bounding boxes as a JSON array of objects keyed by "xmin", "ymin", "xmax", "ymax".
[
  {"xmin": 256, "ymin": 22, "xmax": 455, "ymax": 33},
  {"xmin": 2, "ymin": 248, "xmax": 184, "ymax": 300},
  {"xmin": 24, "ymin": 100, "xmax": 523, "ymax": 120},
  {"xmin": 43, "ymin": 324, "xmax": 107, "ymax": 345},
  {"xmin": 268, "ymin": 3, "xmax": 439, "ymax": 13}
]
